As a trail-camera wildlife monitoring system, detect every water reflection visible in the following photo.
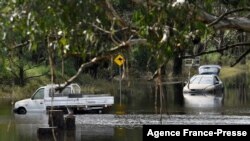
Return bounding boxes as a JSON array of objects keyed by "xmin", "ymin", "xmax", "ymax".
[
  {"xmin": 14, "ymin": 113, "xmax": 142, "ymax": 141},
  {"xmin": 114, "ymin": 74, "xmax": 250, "ymax": 115},
  {"xmin": 7, "ymin": 112, "xmax": 250, "ymax": 141},
  {"xmin": 1, "ymin": 73, "xmax": 250, "ymax": 140},
  {"xmin": 183, "ymin": 94, "xmax": 224, "ymax": 115},
  {"xmin": 16, "ymin": 113, "xmax": 250, "ymax": 127},
  {"xmin": 184, "ymin": 94, "xmax": 223, "ymax": 108},
  {"xmin": 14, "ymin": 113, "xmax": 114, "ymax": 141},
  {"xmin": 15, "ymin": 113, "xmax": 47, "ymax": 124},
  {"xmin": 223, "ymin": 73, "xmax": 249, "ymax": 105}
]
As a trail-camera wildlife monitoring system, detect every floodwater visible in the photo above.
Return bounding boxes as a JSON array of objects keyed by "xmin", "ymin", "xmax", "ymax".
[{"xmin": 1, "ymin": 73, "xmax": 250, "ymax": 141}]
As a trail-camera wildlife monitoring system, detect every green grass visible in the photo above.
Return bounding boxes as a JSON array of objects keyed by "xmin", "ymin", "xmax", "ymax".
[
  {"xmin": 76, "ymin": 74, "xmax": 116, "ymax": 95},
  {"xmin": 220, "ymin": 64, "xmax": 249, "ymax": 79},
  {"xmin": 26, "ymin": 65, "xmax": 49, "ymax": 76},
  {"xmin": 0, "ymin": 77, "xmax": 50, "ymax": 100}
]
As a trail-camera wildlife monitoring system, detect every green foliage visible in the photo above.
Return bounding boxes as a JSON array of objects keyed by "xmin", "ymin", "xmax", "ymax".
[
  {"xmin": 132, "ymin": 46, "xmax": 157, "ymax": 72},
  {"xmin": 203, "ymin": 53, "xmax": 221, "ymax": 64},
  {"xmin": 0, "ymin": 0, "xmax": 248, "ymax": 87}
]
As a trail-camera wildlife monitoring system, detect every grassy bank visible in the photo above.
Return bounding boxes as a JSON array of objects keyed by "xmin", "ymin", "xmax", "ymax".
[
  {"xmin": 0, "ymin": 74, "xmax": 117, "ymax": 100},
  {"xmin": 0, "ymin": 77, "xmax": 50, "ymax": 100},
  {"xmin": 220, "ymin": 65, "xmax": 249, "ymax": 79},
  {"xmin": 182, "ymin": 63, "xmax": 249, "ymax": 80},
  {"xmin": 0, "ymin": 62, "xmax": 249, "ymax": 100}
]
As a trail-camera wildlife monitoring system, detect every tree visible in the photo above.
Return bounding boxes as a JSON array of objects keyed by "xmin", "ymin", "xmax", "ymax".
[
  {"xmin": 186, "ymin": 0, "xmax": 250, "ymax": 66},
  {"xmin": 1, "ymin": 0, "xmax": 250, "ymax": 88}
]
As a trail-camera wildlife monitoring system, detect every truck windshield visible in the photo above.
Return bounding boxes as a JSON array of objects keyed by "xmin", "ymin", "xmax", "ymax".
[{"xmin": 32, "ymin": 88, "xmax": 44, "ymax": 99}]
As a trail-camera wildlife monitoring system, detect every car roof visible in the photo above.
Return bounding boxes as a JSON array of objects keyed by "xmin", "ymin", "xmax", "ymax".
[
  {"xmin": 198, "ymin": 65, "xmax": 221, "ymax": 75},
  {"xmin": 199, "ymin": 65, "xmax": 221, "ymax": 69},
  {"xmin": 192, "ymin": 74, "xmax": 217, "ymax": 77}
]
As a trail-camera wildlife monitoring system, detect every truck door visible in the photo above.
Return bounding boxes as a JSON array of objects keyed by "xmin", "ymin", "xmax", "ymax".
[{"xmin": 30, "ymin": 88, "xmax": 45, "ymax": 111}]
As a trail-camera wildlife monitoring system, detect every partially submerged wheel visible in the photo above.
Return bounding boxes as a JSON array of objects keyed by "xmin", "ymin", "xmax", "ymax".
[
  {"xmin": 17, "ymin": 107, "xmax": 27, "ymax": 114},
  {"xmin": 98, "ymin": 110, "xmax": 103, "ymax": 114}
]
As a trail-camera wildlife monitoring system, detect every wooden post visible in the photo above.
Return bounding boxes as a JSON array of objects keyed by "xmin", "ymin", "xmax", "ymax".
[
  {"xmin": 65, "ymin": 130, "xmax": 76, "ymax": 141},
  {"xmin": 37, "ymin": 127, "xmax": 58, "ymax": 139},
  {"xmin": 64, "ymin": 115, "xmax": 76, "ymax": 130},
  {"xmin": 48, "ymin": 110, "xmax": 64, "ymax": 129},
  {"xmin": 37, "ymin": 110, "xmax": 77, "ymax": 140}
]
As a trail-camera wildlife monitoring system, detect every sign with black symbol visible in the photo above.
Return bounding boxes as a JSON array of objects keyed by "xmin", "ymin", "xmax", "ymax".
[{"xmin": 114, "ymin": 54, "xmax": 125, "ymax": 66}]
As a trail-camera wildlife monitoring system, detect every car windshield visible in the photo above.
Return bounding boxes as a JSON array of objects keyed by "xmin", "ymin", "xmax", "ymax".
[{"xmin": 189, "ymin": 75, "xmax": 214, "ymax": 84}]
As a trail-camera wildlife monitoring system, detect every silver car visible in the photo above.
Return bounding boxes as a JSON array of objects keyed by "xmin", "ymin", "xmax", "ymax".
[{"xmin": 183, "ymin": 74, "xmax": 224, "ymax": 95}]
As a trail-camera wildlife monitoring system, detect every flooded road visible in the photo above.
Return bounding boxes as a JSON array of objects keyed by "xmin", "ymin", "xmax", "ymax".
[
  {"xmin": 10, "ymin": 113, "xmax": 250, "ymax": 141},
  {"xmin": 1, "ymin": 73, "xmax": 250, "ymax": 140}
]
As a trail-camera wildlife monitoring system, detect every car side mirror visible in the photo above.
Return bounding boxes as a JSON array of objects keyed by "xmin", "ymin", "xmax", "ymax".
[
  {"xmin": 214, "ymin": 81, "xmax": 219, "ymax": 84},
  {"xmin": 184, "ymin": 80, "xmax": 189, "ymax": 85}
]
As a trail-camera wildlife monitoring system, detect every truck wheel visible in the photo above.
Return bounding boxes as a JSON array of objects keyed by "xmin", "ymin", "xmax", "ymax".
[
  {"xmin": 18, "ymin": 107, "xmax": 27, "ymax": 114},
  {"xmin": 98, "ymin": 110, "xmax": 102, "ymax": 114}
]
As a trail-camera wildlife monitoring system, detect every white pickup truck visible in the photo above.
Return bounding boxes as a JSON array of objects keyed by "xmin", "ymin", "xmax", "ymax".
[{"xmin": 13, "ymin": 83, "xmax": 114, "ymax": 114}]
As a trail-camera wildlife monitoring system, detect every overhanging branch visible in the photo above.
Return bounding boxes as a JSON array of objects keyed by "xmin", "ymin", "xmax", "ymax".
[
  {"xmin": 182, "ymin": 42, "xmax": 250, "ymax": 59},
  {"xmin": 208, "ymin": 7, "xmax": 250, "ymax": 27},
  {"xmin": 9, "ymin": 40, "xmax": 30, "ymax": 50},
  {"xmin": 105, "ymin": 0, "xmax": 128, "ymax": 27},
  {"xmin": 231, "ymin": 48, "xmax": 250, "ymax": 67},
  {"xmin": 55, "ymin": 38, "xmax": 147, "ymax": 91},
  {"xmin": 196, "ymin": 7, "xmax": 250, "ymax": 32}
]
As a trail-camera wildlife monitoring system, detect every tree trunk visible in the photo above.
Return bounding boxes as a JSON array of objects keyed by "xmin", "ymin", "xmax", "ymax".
[
  {"xmin": 172, "ymin": 52, "xmax": 182, "ymax": 77},
  {"xmin": 47, "ymin": 37, "xmax": 56, "ymax": 84},
  {"xmin": 18, "ymin": 67, "xmax": 25, "ymax": 86},
  {"xmin": 18, "ymin": 47, "xmax": 25, "ymax": 86},
  {"xmin": 173, "ymin": 83, "xmax": 184, "ymax": 106}
]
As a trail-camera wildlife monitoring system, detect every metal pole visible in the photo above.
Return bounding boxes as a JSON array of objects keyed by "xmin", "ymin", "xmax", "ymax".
[{"xmin": 119, "ymin": 66, "xmax": 122, "ymax": 106}]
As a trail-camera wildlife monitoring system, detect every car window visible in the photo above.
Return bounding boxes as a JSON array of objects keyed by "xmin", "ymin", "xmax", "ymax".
[
  {"xmin": 214, "ymin": 76, "xmax": 219, "ymax": 81},
  {"xmin": 72, "ymin": 84, "xmax": 81, "ymax": 94},
  {"xmin": 199, "ymin": 76, "xmax": 213, "ymax": 84},
  {"xmin": 61, "ymin": 87, "xmax": 71, "ymax": 94},
  {"xmin": 190, "ymin": 76, "xmax": 213, "ymax": 84},
  {"xmin": 33, "ymin": 88, "xmax": 44, "ymax": 99},
  {"xmin": 190, "ymin": 76, "xmax": 201, "ymax": 84},
  {"xmin": 49, "ymin": 87, "xmax": 71, "ymax": 97}
]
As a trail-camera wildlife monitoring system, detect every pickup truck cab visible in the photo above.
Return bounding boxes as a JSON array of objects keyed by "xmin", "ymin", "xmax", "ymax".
[{"xmin": 13, "ymin": 83, "xmax": 114, "ymax": 114}]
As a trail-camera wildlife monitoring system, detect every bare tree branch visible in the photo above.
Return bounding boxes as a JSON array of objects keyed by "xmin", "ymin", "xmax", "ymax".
[
  {"xmin": 104, "ymin": 0, "xmax": 128, "ymax": 27},
  {"xmin": 89, "ymin": 22, "xmax": 129, "ymax": 34},
  {"xmin": 9, "ymin": 40, "xmax": 30, "ymax": 50},
  {"xmin": 231, "ymin": 48, "xmax": 250, "ymax": 67},
  {"xmin": 182, "ymin": 42, "xmax": 250, "ymax": 59},
  {"xmin": 55, "ymin": 38, "xmax": 147, "ymax": 91},
  {"xmin": 196, "ymin": 7, "xmax": 250, "ymax": 32},
  {"xmin": 89, "ymin": 23, "xmax": 112, "ymax": 34},
  {"xmin": 208, "ymin": 7, "xmax": 250, "ymax": 27}
]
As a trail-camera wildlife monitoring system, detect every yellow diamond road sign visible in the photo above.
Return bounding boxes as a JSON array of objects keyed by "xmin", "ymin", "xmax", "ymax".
[{"xmin": 114, "ymin": 54, "xmax": 125, "ymax": 66}]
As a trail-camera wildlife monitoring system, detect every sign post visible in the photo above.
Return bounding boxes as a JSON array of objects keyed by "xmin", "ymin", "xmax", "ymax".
[
  {"xmin": 114, "ymin": 54, "xmax": 125, "ymax": 106},
  {"xmin": 184, "ymin": 57, "xmax": 200, "ymax": 79}
]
